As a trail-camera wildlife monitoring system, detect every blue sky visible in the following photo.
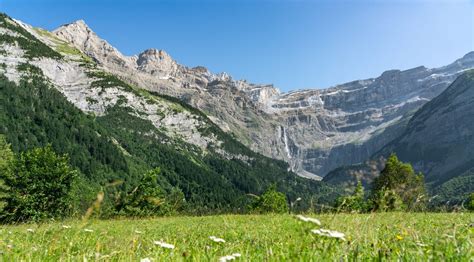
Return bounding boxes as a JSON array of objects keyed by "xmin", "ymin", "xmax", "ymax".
[{"xmin": 1, "ymin": 0, "xmax": 473, "ymax": 92}]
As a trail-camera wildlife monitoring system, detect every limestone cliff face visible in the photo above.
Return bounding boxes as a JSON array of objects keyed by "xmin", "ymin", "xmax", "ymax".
[{"xmin": 52, "ymin": 20, "xmax": 474, "ymax": 179}]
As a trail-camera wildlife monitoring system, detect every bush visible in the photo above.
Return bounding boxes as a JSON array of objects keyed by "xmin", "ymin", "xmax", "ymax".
[
  {"xmin": 117, "ymin": 168, "xmax": 185, "ymax": 216},
  {"xmin": 0, "ymin": 145, "xmax": 77, "ymax": 222},
  {"xmin": 468, "ymin": 193, "xmax": 474, "ymax": 211},
  {"xmin": 370, "ymin": 153, "xmax": 426, "ymax": 211},
  {"xmin": 0, "ymin": 135, "xmax": 14, "ymax": 210},
  {"xmin": 251, "ymin": 184, "xmax": 289, "ymax": 213},
  {"xmin": 336, "ymin": 181, "xmax": 367, "ymax": 213}
]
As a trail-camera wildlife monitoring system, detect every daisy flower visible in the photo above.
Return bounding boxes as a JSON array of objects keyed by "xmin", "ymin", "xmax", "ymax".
[
  {"xmin": 209, "ymin": 236, "xmax": 226, "ymax": 243},
  {"xmin": 219, "ymin": 253, "xmax": 241, "ymax": 262},
  {"xmin": 153, "ymin": 240, "xmax": 175, "ymax": 249},
  {"xmin": 296, "ymin": 215, "xmax": 321, "ymax": 226},
  {"xmin": 311, "ymin": 229, "xmax": 346, "ymax": 241}
]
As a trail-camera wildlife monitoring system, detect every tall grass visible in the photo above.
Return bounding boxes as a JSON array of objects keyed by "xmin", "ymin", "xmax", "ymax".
[{"xmin": 0, "ymin": 212, "xmax": 471, "ymax": 261}]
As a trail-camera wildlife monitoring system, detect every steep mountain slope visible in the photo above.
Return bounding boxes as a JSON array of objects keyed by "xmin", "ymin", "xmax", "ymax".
[
  {"xmin": 52, "ymin": 20, "xmax": 474, "ymax": 179},
  {"xmin": 0, "ymin": 13, "xmax": 334, "ymax": 213},
  {"xmin": 324, "ymin": 71, "xmax": 474, "ymax": 203},
  {"xmin": 381, "ymin": 70, "xmax": 474, "ymax": 198}
]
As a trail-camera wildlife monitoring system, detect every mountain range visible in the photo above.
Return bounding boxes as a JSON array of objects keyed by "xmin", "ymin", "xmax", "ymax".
[
  {"xmin": 0, "ymin": 13, "xmax": 473, "ymax": 206},
  {"xmin": 51, "ymin": 19, "xmax": 474, "ymax": 180}
]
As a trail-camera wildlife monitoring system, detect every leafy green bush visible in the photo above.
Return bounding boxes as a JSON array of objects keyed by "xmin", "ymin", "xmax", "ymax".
[
  {"xmin": 0, "ymin": 135, "xmax": 14, "ymax": 211},
  {"xmin": 0, "ymin": 145, "xmax": 77, "ymax": 222},
  {"xmin": 468, "ymin": 193, "xmax": 474, "ymax": 211},
  {"xmin": 336, "ymin": 181, "xmax": 367, "ymax": 213},
  {"xmin": 370, "ymin": 153, "xmax": 426, "ymax": 211},
  {"xmin": 117, "ymin": 168, "xmax": 185, "ymax": 216},
  {"xmin": 251, "ymin": 185, "xmax": 289, "ymax": 213}
]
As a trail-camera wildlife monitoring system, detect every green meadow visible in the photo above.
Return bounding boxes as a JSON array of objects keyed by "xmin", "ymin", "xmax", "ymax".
[{"xmin": 0, "ymin": 212, "xmax": 472, "ymax": 261}]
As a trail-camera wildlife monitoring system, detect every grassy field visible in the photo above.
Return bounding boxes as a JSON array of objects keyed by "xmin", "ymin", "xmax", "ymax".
[{"xmin": 0, "ymin": 213, "xmax": 472, "ymax": 261}]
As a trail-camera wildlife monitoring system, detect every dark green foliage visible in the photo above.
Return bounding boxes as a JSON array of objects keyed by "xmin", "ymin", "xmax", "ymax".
[
  {"xmin": 468, "ymin": 193, "xmax": 474, "ymax": 211},
  {"xmin": 118, "ymin": 168, "xmax": 166, "ymax": 216},
  {"xmin": 17, "ymin": 62, "xmax": 44, "ymax": 76},
  {"xmin": 0, "ymin": 135, "xmax": 14, "ymax": 210},
  {"xmin": 335, "ymin": 181, "xmax": 367, "ymax": 213},
  {"xmin": 117, "ymin": 168, "xmax": 185, "ymax": 216},
  {"xmin": 370, "ymin": 153, "xmax": 426, "ymax": 211},
  {"xmin": 429, "ymin": 169, "xmax": 474, "ymax": 207},
  {"xmin": 0, "ymin": 135, "xmax": 14, "ymax": 177},
  {"xmin": 251, "ymin": 184, "xmax": 289, "ymax": 214},
  {"xmin": 0, "ymin": 13, "xmax": 62, "ymax": 59},
  {"xmin": 0, "ymin": 145, "xmax": 77, "ymax": 222},
  {"xmin": 87, "ymin": 71, "xmax": 131, "ymax": 91}
]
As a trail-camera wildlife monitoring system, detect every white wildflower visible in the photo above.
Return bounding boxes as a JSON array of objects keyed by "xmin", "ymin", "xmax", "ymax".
[
  {"xmin": 296, "ymin": 215, "xmax": 321, "ymax": 226},
  {"xmin": 153, "ymin": 240, "xmax": 175, "ymax": 249},
  {"xmin": 311, "ymin": 229, "xmax": 346, "ymax": 240},
  {"xmin": 84, "ymin": 228, "xmax": 94, "ymax": 232},
  {"xmin": 62, "ymin": 225, "xmax": 71, "ymax": 229},
  {"xmin": 219, "ymin": 253, "xmax": 241, "ymax": 261},
  {"xmin": 134, "ymin": 230, "xmax": 143, "ymax": 234},
  {"xmin": 209, "ymin": 236, "xmax": 226, "ymax": 243},
  {"xmin": 296, "ymin": 197, "xmax": 302, "ymax": 201},
  {"xmin": 26, "ymin": 228, "xmax": 34, "ymax": 233},
  {"xmin": 140, "ymin": 258, "xmax": 152, "ymax": 262},
  {"xmin": 416, "ymin": 241, "xmax": 428, "ymax": 247},
  {"xmin": 219, "ymin": 255, "xmax": 235, "ymax": 262}
]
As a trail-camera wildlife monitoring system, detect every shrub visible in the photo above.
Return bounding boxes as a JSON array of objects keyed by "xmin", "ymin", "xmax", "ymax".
[
  {"xmin": 370, "ymin": 153, "xmax": 426, "ymax": 211},
  {"xmin": 117, "ymin": 168, "xmax": 185, "ymax": 216},
  {"xmin": 468, "ymin": 193, "xmax": 474, "ymax": 211},
  {"xmin": 336, "ymin": 180, "xmax": 367, "ymax": 213},
  {"xmin": 0, "ymin": 145, "xmax": 77, "ymax": 222},
  {"xmin": 0, "ymin": 135, "xmax": 14, "ymax": 210},
  {"xmin": 251, "ymin": 184, "xmax": 289, "ymax": 213}
]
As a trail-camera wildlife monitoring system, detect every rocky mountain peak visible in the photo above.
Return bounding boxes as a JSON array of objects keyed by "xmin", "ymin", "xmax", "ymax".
[
  {"xmin": 138, "ymin": 48, "xmax": 172, "ymax": 62},
  {"xmin": 54, "ymin": 19, "xmax": 94, "ymax": 43},
  {"xmin": 136, "ymin": 48, "xmax": 178, "ymax": 75},
  {"xmin": 70, "ymin": 19, "xmax": 89, "ymax": 29},
  {"xmin": 54, "ymin": 20, "xmax": 136, "ymax": 70},
  {"xmin": 460, "ymin": 51, "xmax": 474, "ymax": 62}
]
